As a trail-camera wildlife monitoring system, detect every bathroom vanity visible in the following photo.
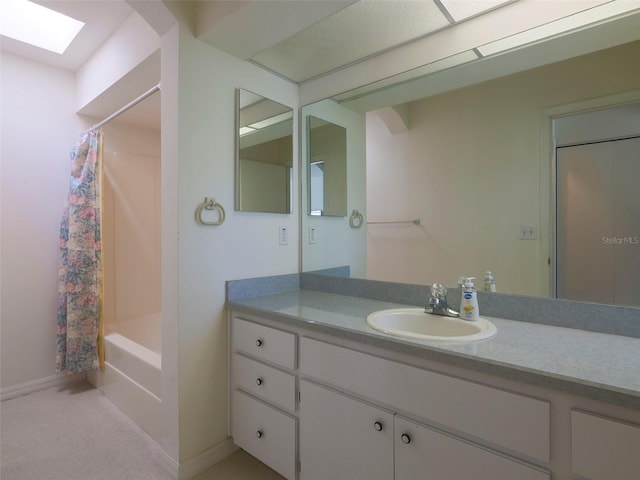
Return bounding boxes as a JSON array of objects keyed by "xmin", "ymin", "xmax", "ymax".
[{"xmin": 227, "ymin": 288, "xmax": 640, "ymax": 480}]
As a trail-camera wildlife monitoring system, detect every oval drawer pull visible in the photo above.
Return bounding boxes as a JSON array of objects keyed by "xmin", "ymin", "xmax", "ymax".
[
  {"xmin": 401, "ymin": 433, "xmax": 411, "ymax": 444},
  {"xmin": 374, "ymin": 421, "xmax": 383, "ymax": 431},
  {"xmin": 256, "ymin": 339, "xmax": 264, "ymax": 347},
  {"xmin": 256, "ymin": 430, "xmax": 263, "ymax": 439},
  {"xmin": 256, "ymin": 377, "xmax": 263, "ymax": 386}
]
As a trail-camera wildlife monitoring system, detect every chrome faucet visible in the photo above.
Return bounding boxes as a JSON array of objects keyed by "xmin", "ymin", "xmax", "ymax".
[{"xmin": 425, "ymin": 283, "xmax": 459, "ymax": 317}]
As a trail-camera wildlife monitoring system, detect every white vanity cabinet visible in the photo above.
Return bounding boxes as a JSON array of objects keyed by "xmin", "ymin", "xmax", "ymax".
[
  {"xmin": 229, "ymin": 310, "xmax": 639, "ymax": 480},
  {"xmin": 230, "ymin": 316, "xmax": 298, "ymax": 479}
]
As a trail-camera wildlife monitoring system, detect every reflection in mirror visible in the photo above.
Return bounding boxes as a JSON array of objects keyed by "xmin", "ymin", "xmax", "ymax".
[
  {"xmin": 300, "ymin": 38, "xmax": 640, "ymax": 308},
  {"xmin": 301, "ymin": 100, "xmax": 367, "ymax": 277},
  {"xmin": 236, "ymin": 89, "xmax": 293, "ymax": 213},
  {"xmin": 307, "ymin": 115, "xmax": 347, "ymax": 217},
  {"xmin": 309, "ymin": 160, "xmax": 324, "ymax": 215},
  {"xmin": 556, "ymin": 120, "xmax": 640, "ymax": 308}
]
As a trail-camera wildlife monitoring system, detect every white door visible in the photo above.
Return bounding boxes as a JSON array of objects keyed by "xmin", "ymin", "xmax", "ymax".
[
  {"xmin": 298, "ymin": 379, "xmax": 393, "ymax": 480},
  {"xmin": 556, "ymin": 136, "xmax": 640, "ymax": 306}
]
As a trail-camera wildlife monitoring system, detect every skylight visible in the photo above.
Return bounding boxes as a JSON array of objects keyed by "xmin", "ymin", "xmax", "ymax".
[{"xmin": 0, "ymin": 0, "xmax": 84, "ymax": 54}]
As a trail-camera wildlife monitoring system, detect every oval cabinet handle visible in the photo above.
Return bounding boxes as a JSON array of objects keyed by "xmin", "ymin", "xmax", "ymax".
[
  {"xmin": 374, "ymin": 421, "xmax": 383, "ymax": 431},
  {"xmin": 256, "ymin": 339, "xmax": 263, "ymax": 347},
  {"xmin": 256, "ymin": 378, "xmax": 263, "ymax": 386},
  {"xmin": 401, "ymin": 433, "xmax": 411, "ymax": 444},
  {"xmin": 256, "ymin": 430, "xmax": 263, "ymax": 439}
]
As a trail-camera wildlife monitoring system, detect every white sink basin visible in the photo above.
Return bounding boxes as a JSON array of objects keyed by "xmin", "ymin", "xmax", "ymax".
[{"xmin": 366, "ymin": 308, "xmax": 497, "ymax": 342}]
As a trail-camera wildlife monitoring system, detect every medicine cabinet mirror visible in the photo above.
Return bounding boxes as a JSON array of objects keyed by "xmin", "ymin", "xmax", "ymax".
[
  {"xmin": 235, "ymin": 89, "xmax": 293, "ymax": 214},
  {"xmin": 307, "ymin": 115, "xmax": 347, "ymax": 217}
]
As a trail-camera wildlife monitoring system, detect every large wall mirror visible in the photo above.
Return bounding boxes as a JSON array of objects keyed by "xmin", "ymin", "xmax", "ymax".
[
  {"xmin": 236, "ymin": 89, "xmax": 293, "ymax": 214},
  {"xmin": 307, "ymin": 115, "xmax": 347, "ymax": 217},
  {"xmin": 300, "ymin": 22, "xmax": 640, "ymax": 309}
]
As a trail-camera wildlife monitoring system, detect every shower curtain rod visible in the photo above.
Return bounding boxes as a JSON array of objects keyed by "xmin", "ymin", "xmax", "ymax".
[{"xmin": 90, "ymin": 83, "xmax": 161, "ymax": 131}]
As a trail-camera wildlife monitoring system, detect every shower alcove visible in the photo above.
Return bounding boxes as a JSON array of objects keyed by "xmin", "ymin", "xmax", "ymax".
[{"xmin": 84, "ymin": 55, "xmax": 162, "ymax": 443}]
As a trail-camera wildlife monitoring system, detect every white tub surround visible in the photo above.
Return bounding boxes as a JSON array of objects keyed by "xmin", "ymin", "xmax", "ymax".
[{"xmin": 88, "ymin": 327, "xmax": 161, "ymax": 443}]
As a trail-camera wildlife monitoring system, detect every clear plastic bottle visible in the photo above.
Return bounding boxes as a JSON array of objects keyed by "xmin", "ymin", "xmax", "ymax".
[
  {"xmin": 483, "ymin": 271, "xmax": 496, "ymax": 292},
  {"xmin": 460, "ymin": 277, "xmax": 480, "ymax": 321}
]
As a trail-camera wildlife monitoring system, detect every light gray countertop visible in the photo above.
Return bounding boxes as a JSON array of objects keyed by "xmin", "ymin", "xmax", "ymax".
[{"xmin": 228, "ymin": 289, "xmax": 640, "ymax": 410}]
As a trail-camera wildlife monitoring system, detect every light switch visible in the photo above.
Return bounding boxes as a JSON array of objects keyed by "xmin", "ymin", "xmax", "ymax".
[
  {"xmin": 519, "ymin": 225, "xmax": 537, "ymax": 240},
  {"xmin": 279, "ymin": 226, "xmax": 288, "ymax": 245},
  {"xmin": 309, "ymin": 227, "xmax": 317, "ymax": 244}
]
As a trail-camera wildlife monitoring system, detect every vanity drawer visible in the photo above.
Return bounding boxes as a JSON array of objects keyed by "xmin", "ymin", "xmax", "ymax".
[
  {"xmin": 232, "ymin": 353, "xmax": 296, "ymax": 412},
  {"xmin": 571, "ymin": 410, "xmax": 640, "ymax": 480},
  {"xmin": 300, "ymin": 336, "xmax": 550, "ymax": 463},
  {"xmin": 231, "ymin": 390, "xmax": 297, "ymax": 480},
  {"xmin": 232, "ymin": 317, "xmax": 296, "ymax": 369}
]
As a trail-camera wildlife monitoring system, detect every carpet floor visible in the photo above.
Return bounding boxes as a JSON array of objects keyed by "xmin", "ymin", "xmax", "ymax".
[{"xmin": 0, "ymin": 381, "xmax": 283, "ymax": 480}]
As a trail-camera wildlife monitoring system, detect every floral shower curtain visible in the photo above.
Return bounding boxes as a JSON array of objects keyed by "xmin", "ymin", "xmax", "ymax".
[{"xmin": 56, "ymin": 130, "xmax": 105, "ymax": 373}]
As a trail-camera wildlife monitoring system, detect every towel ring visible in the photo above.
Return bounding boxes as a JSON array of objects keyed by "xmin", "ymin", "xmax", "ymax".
[
  {"xmin": 195, "ymin": 197, "xmax": 226, "ymax": 226},
  {"xmin": 349, "ymin": 209, "xmax": 364, "ymax": 229}
]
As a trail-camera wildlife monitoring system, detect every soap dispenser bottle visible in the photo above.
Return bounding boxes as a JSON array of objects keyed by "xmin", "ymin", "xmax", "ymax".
[
  {"xmin": 483, "ymin": 271, "xmax": 496, "ymax": 292},
  {"xmin": 460, "ymin": 277, "xmax": 480, "ymax": 321}
]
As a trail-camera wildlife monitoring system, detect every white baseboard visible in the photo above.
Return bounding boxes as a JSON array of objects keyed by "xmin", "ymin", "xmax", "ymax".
[
  {"xmin": 157, "ymin": 438, "xmax": 238, "ymax": 480},
  {"xmin": 157, "ymin": 449, "xmax": 180, "ymax": 479},
  {"xmin": 1, "ymin": 372, "xmax": 86, "ymax": 401}
]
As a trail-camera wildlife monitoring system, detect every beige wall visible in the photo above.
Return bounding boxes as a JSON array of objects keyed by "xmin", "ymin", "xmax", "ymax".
[
  {"xmin": 0, "ymin": 52, "xmax": 85, "ymax": 389},
  {"xmin": 367, "ymin": 41, "xmax": 640, "ymax": 295}
]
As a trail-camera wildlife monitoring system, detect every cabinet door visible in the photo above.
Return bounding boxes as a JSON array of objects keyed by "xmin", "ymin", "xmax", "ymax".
[
  {"xmin": 299, "ymin": 380, "xmax": 393, "ymax": 480},
  {"xmin": 572, "ymin": 410, "xmax": 640, "ymax": 480},
  {"xmin": 394, "ymin": 416, "xmax": 549, "ymax": 480}
]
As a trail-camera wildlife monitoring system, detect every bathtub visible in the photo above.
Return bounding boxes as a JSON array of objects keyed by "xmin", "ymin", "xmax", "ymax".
[{"xmin": 87, "ymin": 312, "xmax": 162, "ymax": 443}]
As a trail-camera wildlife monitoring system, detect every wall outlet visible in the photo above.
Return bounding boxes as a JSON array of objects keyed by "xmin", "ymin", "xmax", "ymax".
[
  {"xmin": 309, "ymin": 227, "xmax": 317, "ymax": 244},
  {"xmin": 279, "ymin": 226, "xmax": 288, "ymax": 245},
  {"xmin": 519, "ymin": 224, "xmax": 537, "ymax": 240}
]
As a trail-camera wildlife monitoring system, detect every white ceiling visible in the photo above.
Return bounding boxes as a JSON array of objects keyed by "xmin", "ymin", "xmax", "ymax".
[
  {"xmin": 250, "ymin": 0, "xmax": 452, "ymax": 82},
  {"xmin": 3, "ymin": 0, "xmax": 640, "ymax": 130}
]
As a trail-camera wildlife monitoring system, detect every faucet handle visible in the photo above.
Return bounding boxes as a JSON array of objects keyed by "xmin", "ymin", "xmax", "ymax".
[
  {"xmin": 430, "ymin": 283, "xmax": 447, "ymax": 299},
  {"xmin": 426, "ymin": 283, "xmax": 458, "ymax": 317}
]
